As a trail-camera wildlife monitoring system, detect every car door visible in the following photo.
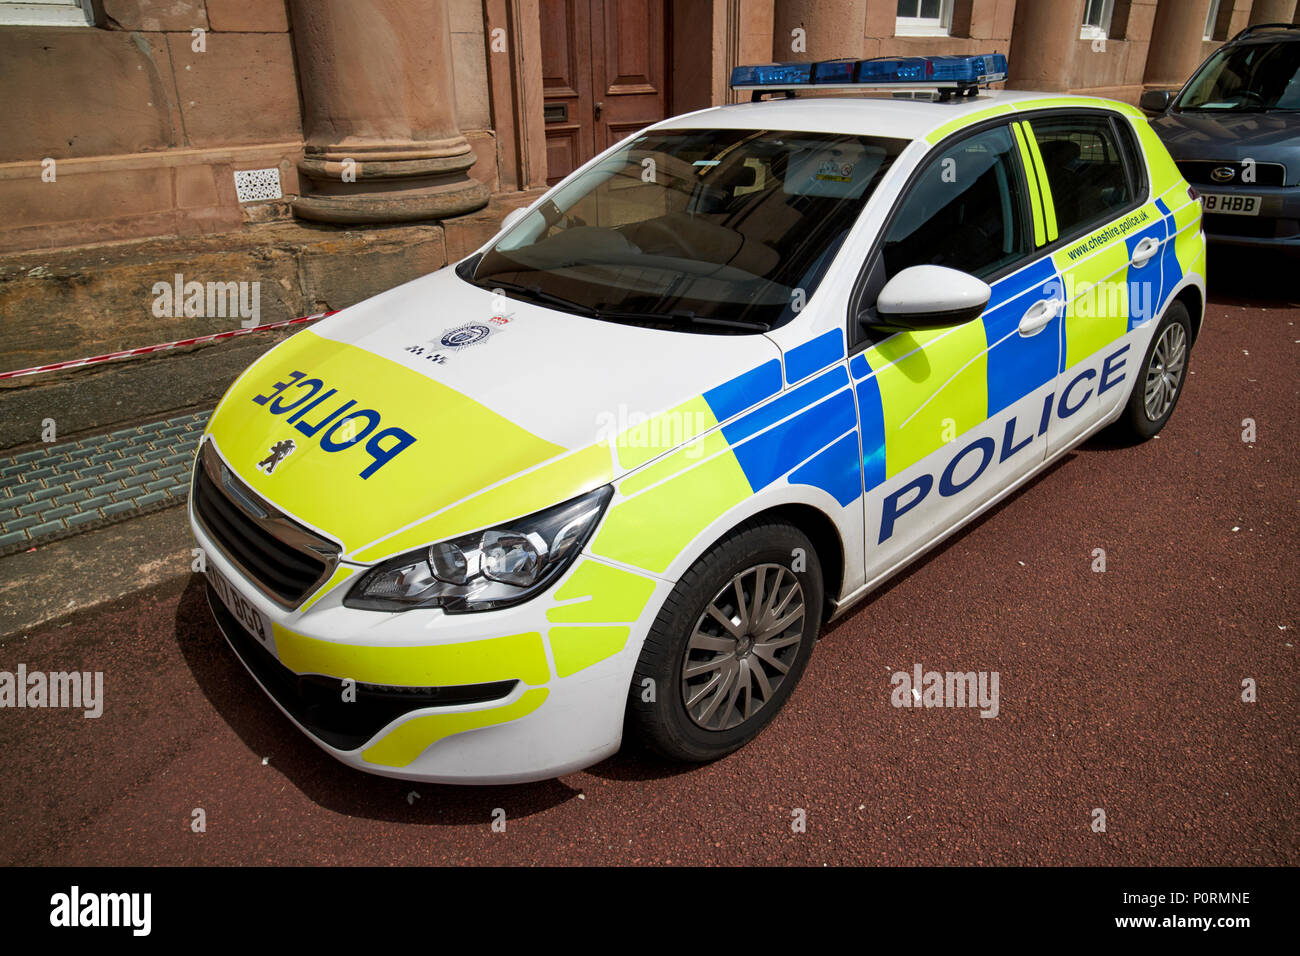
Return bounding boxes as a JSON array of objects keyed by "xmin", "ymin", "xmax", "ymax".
[
  {"xmin": 850, "ymin": 121, "xmax": 1063, "ymax": 584},
  {"xmin": 1019, "ymin": 111, "xmax": 1155, "ymax": 452}
]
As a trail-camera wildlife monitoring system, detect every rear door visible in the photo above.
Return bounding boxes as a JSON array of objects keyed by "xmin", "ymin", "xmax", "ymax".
[{"xmin": 1019, "ymin": 111, "xmax": 1158, "ymax": 451}]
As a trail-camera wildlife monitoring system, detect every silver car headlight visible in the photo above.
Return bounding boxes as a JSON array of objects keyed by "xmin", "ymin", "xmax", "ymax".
[{"xmin": 345, "ymin": 485, "xmax": 613, "ymax": 613}]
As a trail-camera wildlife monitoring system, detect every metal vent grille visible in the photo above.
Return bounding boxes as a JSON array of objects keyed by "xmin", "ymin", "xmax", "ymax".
[
  {"xmin": 234, "ymin": 167, "xmax": 283, "ymax": 203},
  {"xmin": 1177, "ymin": 160, "xmax": 1287, "ymax": 188},
  {"xmin": 192, "ymin": 442, "xmax": 340, "ymax": 608}
]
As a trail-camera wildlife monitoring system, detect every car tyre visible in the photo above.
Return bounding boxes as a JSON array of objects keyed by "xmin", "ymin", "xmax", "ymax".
[
  {"xmin": 627, "ymin": 518, "xmax": 823, "ymax": 762},
  {"xmin": 1115, "ymin": 300, "xmax": 1192, "ymax": 441}
]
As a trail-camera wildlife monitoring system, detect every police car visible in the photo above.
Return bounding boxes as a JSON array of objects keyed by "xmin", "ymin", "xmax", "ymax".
[{"xmin": 191, "ymin": 54, "xmax": 1206, "ymax": 783}]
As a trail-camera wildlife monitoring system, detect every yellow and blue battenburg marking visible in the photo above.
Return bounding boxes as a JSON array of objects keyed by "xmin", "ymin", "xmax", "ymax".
[
  {"xmin": 983, "ymin": 258, "xmax": 1061, "ymax": 415},
  {"xmin": 707, "ymin": 328, "xmax": 859, "ymax": 509},
  {"xmin": 596, "ymin": 103, "xmax": 1201, "ymax": 575},
  {"xmin": 592, "ymin": 332, "xmax": 863, "ymax": 573}
]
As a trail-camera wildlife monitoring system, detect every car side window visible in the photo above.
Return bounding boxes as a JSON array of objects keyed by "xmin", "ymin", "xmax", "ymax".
[
  {"xmin": 1025, "ymin": 115, "xmax": 1133, "ymax": 238},
  {"xmin": 1109, "ymin": 115, "xmax": 1147, "ymax": 199},
  {"xmin": 880, "ymin": 125, "xmax": 1032, "ymax": 282}
]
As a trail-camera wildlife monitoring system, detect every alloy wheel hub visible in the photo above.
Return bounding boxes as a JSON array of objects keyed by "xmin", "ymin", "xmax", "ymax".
[{"xmin": 680, "ymin": 563, "xmax": 806, "ymax": 732}]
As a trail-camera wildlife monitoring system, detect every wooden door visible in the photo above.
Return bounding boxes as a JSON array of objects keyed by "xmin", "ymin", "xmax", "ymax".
[
  {"xmin": 540, "ymin": 0, "xmax": 669, "ymax": 185},
  {"xmin": 588, "ymin": 0, "xmax": 668, "ymax": 153}
]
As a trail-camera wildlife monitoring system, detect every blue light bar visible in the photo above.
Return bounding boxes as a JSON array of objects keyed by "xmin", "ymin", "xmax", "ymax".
[
  {"xmin": 730, "ymin": 53, "xmax": 1008, "ymax": 90},
  {"xmin": 926, "ymin": 53, "xmax": 1008, "ymax": 82},
  {"xmin": 811, "ymin": 59, "xmax": 857, "ymax": 84},
  {"xmin": 856, "ymin": 57, "xmax": 933, "ymax": 83},
  {"xmin": 729, "ymin": 62, "xmax": 813, "ymax": 87}
]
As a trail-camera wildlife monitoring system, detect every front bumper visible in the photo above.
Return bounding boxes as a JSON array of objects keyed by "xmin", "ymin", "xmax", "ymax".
[
  {"xmin": 190, "ymin": 502, "xmax": 669, "ymax": 785},
  {"xmin": 1199, "ymin": 184, "xmax": 1300, "ymax": 251}
]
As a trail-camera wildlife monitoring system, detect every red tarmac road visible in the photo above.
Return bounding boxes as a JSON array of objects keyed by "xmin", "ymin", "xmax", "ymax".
[{"xmin": 1, "ymin": 255, "xmax": 1296, "ymax": 866}]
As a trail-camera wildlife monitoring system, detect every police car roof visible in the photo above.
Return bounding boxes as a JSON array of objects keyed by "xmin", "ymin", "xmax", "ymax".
[{"xmin": 653, "ymin": 90, "xmax": 1119, "ymax": 143}]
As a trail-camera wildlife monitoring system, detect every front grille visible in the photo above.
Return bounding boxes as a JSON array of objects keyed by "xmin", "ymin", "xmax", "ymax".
[
  {"xmin": 207, "ymin": 587, "xmax": 518, "ymax": 750},
  {"xmin": 1204, "ymin": 214, "xmax": 1300, "ymax": 239},
  {"xmin": 192, "ymin": 442, "xmax": 339, "ymax": 606},
  {"xmin": 1177, "ymin": 160, "xmax": 1287, "ymax": 188}
]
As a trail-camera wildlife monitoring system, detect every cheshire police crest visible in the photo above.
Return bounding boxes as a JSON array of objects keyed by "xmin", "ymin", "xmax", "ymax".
[{"xmin": 439, "ymin": 323, "xmax": 493, "ymax": 350}]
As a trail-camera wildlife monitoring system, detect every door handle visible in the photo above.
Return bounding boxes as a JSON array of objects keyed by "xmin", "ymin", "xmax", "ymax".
[
  {"xmin": 1018, "ymin": 298, "xmax": 1061, "ymax": 337},
  {"xmin": 1131, "ymin": 236, "xmax": 1160, "ymax": 267},
  {"xmin": 594, "ymin": 100, "xmax": 603, "ymax": 117}
]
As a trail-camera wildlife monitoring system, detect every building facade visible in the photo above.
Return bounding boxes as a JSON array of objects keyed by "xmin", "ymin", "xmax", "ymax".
[{"xmin": 0, "ymin": 0, "xmax": 1295, "ymax": 380}]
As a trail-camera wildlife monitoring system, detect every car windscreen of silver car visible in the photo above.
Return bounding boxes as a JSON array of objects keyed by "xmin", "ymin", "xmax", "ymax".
[
  {"xmin": 467, "ymin": 128, "xmax": 909, "ymax": 333},
  {"xmin": 1177, "ymin": 41, "xmax": 1300, "ymax": 112}
]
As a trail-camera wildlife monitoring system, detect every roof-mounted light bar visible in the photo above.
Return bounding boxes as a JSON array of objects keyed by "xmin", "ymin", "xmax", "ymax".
[{"xmin": 731, "ymin": 53, "xmax": 1008, "ymax": 102}]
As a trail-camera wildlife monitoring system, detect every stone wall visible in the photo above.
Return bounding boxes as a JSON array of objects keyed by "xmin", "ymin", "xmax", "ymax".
[
  {"xmin": 0, "ymin": 0, "xmax": 504, "ymax": 254},
  {"xmin": 0, "ymin": 1, "xmax": 302, "ymax": 253}
]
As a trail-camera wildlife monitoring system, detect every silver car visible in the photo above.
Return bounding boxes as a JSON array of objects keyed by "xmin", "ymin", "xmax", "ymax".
[{"xmin": 1141, "ymin": 23, "xmax": 1300, "ymax": 255}]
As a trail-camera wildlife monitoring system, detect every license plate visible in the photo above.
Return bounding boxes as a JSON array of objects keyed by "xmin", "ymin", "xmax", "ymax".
[
  {"xmin": 208, "ymin": 565, "xmax": 275, "ymax": 653},
  {"xmin": 1201, "ymin": 193, "xmax": 1260, "ymax": 216}
]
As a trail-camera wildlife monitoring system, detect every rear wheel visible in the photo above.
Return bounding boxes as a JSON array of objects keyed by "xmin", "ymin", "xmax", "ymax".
[
  {"xmin": 627, "ymin": 519, "xmax": 822, "ymax": 762},
  {"xmin": 1115, "ymin": 301, "xmax": 1192, "ymax": 441}
]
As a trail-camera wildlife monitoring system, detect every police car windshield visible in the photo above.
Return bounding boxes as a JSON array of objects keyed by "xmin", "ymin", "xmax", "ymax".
[
  {"xmin": 1175, "ymin": 40, "xmax": 1300, "ymax": 112},
  {"xmin": 463, "ymin": 128, "xmax": 907, "ymax": 333}
]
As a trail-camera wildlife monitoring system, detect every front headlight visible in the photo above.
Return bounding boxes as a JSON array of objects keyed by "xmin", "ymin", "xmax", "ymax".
[{"xmin": 345, "ymin": 485, "xmax": 613, "ymax": 613}]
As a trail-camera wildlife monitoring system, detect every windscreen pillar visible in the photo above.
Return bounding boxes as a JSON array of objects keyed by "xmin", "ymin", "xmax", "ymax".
[
  {"xmin": 1144, "ymin": 0, "xmax": 1216, "ymax": 90},
  {"xmin": 289, "ymin": 0, "xmax": 489, "ymax": 224}
]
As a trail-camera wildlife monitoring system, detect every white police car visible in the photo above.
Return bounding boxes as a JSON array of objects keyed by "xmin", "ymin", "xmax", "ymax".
[{"xmin": 192, "ymin": 54, "xmax": 1206, "ymax": 783}]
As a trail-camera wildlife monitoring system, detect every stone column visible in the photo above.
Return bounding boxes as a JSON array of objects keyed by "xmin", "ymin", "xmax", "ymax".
[
  {"xmin": 1248, "ymin": 0, "xmax": 1298, "ymax": 26},
  {"xmin": 771, "ymin": 0, "xmax": 867, "ymax": 61},
  {"xmin": 289, "ymin": 0, "xmax": 489, "ymax": 224},
  {"xmin": 1006, "ymin": 0, "xmax": 1085, "ymax": 93},
  {"xmin": 1144, "ymin": 0, "xmax": 1215, "ymax": 87}
]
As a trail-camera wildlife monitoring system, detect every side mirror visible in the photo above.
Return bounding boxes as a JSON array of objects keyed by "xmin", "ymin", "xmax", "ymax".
[
  {"xmin": 500, "ymin": 206, "xmax": 530, "ymax": 232},
  {"xmin": 871, "ymin": 265, "xmax": 991, "ymax": 331},
  {"xmin": 1139, "ymin": 89, "xmax": 1173, "ymax": 114}
]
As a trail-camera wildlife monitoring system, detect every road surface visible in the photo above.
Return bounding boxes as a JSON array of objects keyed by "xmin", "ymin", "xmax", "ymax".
[{"xmin": 2, "ymin": 258, "xmax": 1295, "ymax": 866}]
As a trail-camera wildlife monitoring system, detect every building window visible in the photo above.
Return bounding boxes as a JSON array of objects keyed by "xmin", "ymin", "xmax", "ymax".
[
  {"xmin": 1205, "ymin": 0, "xmax": 1232, "ymax": 41},
  {"xmin": 1080, "ymin": 0, "xmax": 1115, "ymax": 40},
  {"xmin": 896, "ymin": 0, "xmax": 952, "ymax": 37},
  {"xmin": 0, "ymin": 0, "xmax": 95, "ymax": 27}
]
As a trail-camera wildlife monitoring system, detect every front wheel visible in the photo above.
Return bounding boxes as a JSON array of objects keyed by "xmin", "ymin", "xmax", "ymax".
[
  {"xmin": 1114, "ymin": 300, "xmax": 1192, "ymax": 441},
  {"xmin": 627, "ymin": 519, "xmax": 823, "ymax": 763}
]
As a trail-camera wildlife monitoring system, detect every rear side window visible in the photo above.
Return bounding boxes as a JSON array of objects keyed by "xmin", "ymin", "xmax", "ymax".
[
  {"xmin": 1026, "ymin": 115, "xmax": 1133, "ymax": 238},
  {"xmin": 881, "ymin": 125, "xmax": 1032, "ymax": 280},
  {"xmin": 1110, "ymin": 116, "xmax": 1147, "ymax": 199}
]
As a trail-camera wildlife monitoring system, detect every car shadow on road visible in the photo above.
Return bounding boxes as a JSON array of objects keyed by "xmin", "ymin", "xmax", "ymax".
[
  {"xmin": 173, "ymin": 574, "xmax": 590, "ymax": 824},
  {"xmin": 1204, "ymin": 247, "xmax": 1300, "ymax": 309}
]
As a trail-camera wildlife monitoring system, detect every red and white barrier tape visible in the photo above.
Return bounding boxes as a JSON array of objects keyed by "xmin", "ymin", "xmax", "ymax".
[{"xmin": 0, "ymin": 311, "xmax": 337, "ymax": 381}]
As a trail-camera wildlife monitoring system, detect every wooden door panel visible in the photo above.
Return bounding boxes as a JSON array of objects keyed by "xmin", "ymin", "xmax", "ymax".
[
  {"xmin": 545, "ymin": 129, "xmax": 583, "ymax": 187},
  {"xmin": 590, "ymin": 0, "xmax": 667, "ymax": 152},
  {"xmin": 540, "ymin": 0, "xmax": 593, "ymax": 184},
  {"xmin": 605, "ymin": 0, "xmax": 657, "ymax": 92},
  {"xmin": 539, "ymin": 0, "xmax": 668, "ymax": 180}
]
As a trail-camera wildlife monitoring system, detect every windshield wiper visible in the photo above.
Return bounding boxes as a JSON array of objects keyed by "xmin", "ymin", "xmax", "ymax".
[
  {"xmin": 480, "ymin": 279, "xmax": 601, "ymax": 316},
  {"xmin": 668, "ymin": 312, "xmax": 771, "ymax": 332},
  {"xmin": 478, "ymin": 280, "xmax": 770, "ymax": 332},
  {"xmin": 596, "ymin": 309, "xmax": 771, "ymax": 333}
]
